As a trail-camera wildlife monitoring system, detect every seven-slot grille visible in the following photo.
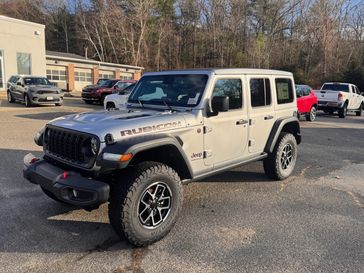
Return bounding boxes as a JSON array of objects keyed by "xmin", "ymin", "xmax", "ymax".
[
  {"xmin": 45, "ymin": 126, "xmax": 97, "ymax": 168},
  {"xmin": 37, "ymin": 90, "xmax": 58, "ymax": 94}
]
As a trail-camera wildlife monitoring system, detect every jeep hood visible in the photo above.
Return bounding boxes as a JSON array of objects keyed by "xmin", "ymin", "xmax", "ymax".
[{"xmin": 47, "ymin": 109, "xmax": 189, "ymax": 142}]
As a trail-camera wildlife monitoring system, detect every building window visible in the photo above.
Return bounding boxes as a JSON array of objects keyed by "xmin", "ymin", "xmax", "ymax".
[
  {"xmin": 47, "ymin": 68, "xmax": 67, "ymax": 81},
  {"xmin": 75, "ymin": 70, "xmax": 92, "ymax": 82},
  {"xmin": 99, "ymin": 71, "xmax": 114, "ymax": 79},
  {"xmin": 276, "ymin": 78, "xmax": 294, "ymax": 104},
  {"xmin": 250, "ymin": 78, "xmax": 271, "ymax": 107},
  {"xmin": 17, "ymin": 52, "xmax": 31, "ymax": 75},
  {"xmin": 120, "ymin": 73, "xmax": 133, "ymax": 80}
]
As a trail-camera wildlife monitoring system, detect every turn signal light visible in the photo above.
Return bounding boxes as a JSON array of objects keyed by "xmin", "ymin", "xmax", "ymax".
[
  {"xmin": 120, "ymin": 153, "xmax": 133, "ymax": 162},
  {"xmin": 30, "ymin": 157, "xmax": 39, "ymax": 164},
  {"xmin": 338, "ymin": 92, "xmax": 343, "ymax": 101}
]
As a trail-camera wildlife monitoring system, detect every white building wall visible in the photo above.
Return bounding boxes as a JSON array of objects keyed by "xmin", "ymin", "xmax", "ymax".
[{"xmin": 0, "ymin": 16, "xmax": 46, "ymax": 91}]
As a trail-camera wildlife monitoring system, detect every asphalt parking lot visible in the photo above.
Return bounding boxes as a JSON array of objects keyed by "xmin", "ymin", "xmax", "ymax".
[{"xmin": 0, "ymin": 97, "xmax": 363, "ymax": 273}]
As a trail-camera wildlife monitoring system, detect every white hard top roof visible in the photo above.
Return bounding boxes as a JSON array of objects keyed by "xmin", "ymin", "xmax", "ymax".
[{"xmin": 143, "ymin": 68, "xmax": 293, "ymax": 77}]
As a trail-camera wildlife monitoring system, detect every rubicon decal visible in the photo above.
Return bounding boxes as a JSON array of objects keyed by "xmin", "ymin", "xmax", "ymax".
[{"xmin": 120, "ymin": 121, "xmax": 182, "ymax": 136}]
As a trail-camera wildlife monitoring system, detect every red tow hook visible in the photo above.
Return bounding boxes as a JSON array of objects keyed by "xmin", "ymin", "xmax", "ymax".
[
  {"xmin": 30, "ymin": 157, "xmax": 40, "ymax": 164},
  {"xmin": 61, "ymin": 171, "xmax": 69, "ymax": 180}
]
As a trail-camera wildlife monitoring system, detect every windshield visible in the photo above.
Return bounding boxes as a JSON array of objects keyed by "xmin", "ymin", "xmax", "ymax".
[
  {"xmin": 24, "ymin": 77, "xmax": 51, "ymax": 86},
  {"xmin": 128, "ymin": 74, "xmax": 208, "ymax": 107},
  {"xmin": 100, "ymin": 80, "xmax": 118, "ymax": 88},
  {"xmin": 321, "ymin": 84, "xmax": 349, "ymax": 92}
]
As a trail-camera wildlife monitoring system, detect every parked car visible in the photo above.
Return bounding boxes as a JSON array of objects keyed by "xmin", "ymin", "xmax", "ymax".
[
  {"xmin": 82, "ymin": 78, "xmax": 109, "ymax": 90},
  {"xmin": 24, "ymin": 68, "xmax": 301, "ymax": 246},
  {"xmin": 7, "ymin": 75, "xmax": 64, "ymax": 107},
  {"xmin": 314, "ymin": 82, "xmax": 364, "ymax": 118},
  {"xmin": 295, "ymin": 84, "xmax": 318, "ymax": 121},
  {"xmin": 104, "ymin": 83, "xmax": 137, "ymax": 110},
  {"xmin": 82, "ymin": 79, "xmax": 137, "ymax": 104}
]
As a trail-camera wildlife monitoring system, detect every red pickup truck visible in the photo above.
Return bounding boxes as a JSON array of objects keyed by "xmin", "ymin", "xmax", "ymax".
[{"xmin": 82, "ymin": 79, "xmax": 137, "ymax": 104}]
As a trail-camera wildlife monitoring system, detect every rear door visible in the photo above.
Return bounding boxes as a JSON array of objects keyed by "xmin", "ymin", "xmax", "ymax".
[
  {"xmin": 203, "ymin": 76, "xmax": 248, "ymax": 166},
  {"xmin": 247, "ymin": 76, "xmax": 275, "ymax": 154}
]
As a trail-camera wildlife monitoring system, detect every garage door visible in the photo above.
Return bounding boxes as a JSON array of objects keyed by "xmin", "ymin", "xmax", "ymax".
[
  {"xmin": 74, "ymin": 68, "xmax": 92, "ymax": 91},
  {"xmin": 46, "ymin": 65, "xmax": 67, "ymax": 90}
]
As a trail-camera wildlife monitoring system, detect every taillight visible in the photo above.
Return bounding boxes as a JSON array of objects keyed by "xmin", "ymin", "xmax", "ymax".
[{"xmin": 338, "ymin": 92, "xmax": 343, "ymax": 101}]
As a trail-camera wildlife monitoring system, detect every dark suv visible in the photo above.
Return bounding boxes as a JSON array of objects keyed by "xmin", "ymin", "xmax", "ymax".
[
  {"xmin": 81, "ymin": 79, "xmax": 137, "ymax": 104},
  {"xmin": 7, "ymin": 75, "xmax": 63, "ymax": 107}
]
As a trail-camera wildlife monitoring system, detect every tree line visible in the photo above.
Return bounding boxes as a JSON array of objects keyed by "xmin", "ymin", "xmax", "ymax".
[{"xmin": 1, "ymin": 0, "xmax": 364, "ymax": 89}]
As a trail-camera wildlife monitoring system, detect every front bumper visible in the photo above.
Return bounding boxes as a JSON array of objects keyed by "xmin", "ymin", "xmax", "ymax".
[
  {"xmin": 29, "ymin": 93, "xmax": 63, "ymax": 104},
  {"xmin": 82, "ymin": 92, "xmax": 100, "ymax": 101},
  {"xmin": 23, "ymin": 153, "xmax": 109, "ymax": 207}
]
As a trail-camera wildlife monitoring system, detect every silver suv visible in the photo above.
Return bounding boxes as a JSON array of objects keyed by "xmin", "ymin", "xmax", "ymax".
[
  {"xmin": 23, "ymin": 69, "xmax": 301, "ymax": 246},
  {"xmin": 7, "ymin": 75, "xmax": 63, "ymax": 107}
]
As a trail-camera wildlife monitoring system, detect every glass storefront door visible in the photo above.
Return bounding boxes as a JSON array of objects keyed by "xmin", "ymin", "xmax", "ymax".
[{"xmin": 0, "ymin": 50, "xmax": 4, "ymax": 90}]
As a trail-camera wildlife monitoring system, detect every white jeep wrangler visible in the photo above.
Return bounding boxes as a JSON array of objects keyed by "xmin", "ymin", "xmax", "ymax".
[{"xmin": 24, "ymin": 69, "xmax": 301, "ymax": 246}]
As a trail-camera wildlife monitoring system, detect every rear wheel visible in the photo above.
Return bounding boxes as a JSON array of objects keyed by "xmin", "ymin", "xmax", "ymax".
[
  {"xmin": 306, "ymin": 106, "xmax": 317, "ymax": 121},
  {"xmin": 356, "ymin": 103, "xmax": 363, "ymax": 116},
  {"xmin": 106, "ymin": 102, "xmax": 115, "ymax": 110},
  {"xmin": 7, "ymin": 91, "xmax": 15, "ymax": 103},
  {"xmin": 263, "ymin": 133, "xmax": 298, "ymax": 180},
  {"xmin": 109, "ymin": 162, "xmax": 183, "ymax": 246},
  {"xmin": 338, "ymin": 103, "xmax": 347, "ymax": 118}
]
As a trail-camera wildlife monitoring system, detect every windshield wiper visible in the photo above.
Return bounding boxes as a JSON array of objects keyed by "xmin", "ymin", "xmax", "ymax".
[{"xmin": 162, "ymin": 99, "xmax": 174, "ymax": 112}]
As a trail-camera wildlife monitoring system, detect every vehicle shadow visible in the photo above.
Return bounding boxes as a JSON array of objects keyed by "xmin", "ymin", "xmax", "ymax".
[
  {"xmin": 315, "ymin": 111, "xmax": 364, "ymax": 125},
  {"xmin": 0, "ymin": 148, "xmax": 132, "ymax": 254}
]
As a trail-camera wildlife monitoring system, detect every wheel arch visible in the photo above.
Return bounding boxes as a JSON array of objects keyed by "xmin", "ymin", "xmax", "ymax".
[
  {"xmin": 99, "ymin": 134, "xmax": 193, "ymax": 180},
  {"xmin": 264, "ymin": 117, "xmax": 301, "ymax": 154}
]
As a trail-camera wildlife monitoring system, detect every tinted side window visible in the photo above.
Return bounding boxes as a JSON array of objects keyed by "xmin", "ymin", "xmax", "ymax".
[
  {"xmin": 212, "ymin": 79, "xmax": 242, "ymax": 109},
  {"xmin": 276, "ymin": 78, "xmax": 294, "ymax": 104},
  {"xmin": 303, "ymin": 86, "xmax": 310, "ymax": 96},
  {"xmin": 250, "ymin": 78, "xmax": 271, "ymax": 107}
]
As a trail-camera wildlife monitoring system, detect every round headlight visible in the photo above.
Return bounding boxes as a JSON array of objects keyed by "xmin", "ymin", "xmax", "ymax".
[{"xmin": 91, "ymin": 137, "xmax": 98, "ymax": 155}]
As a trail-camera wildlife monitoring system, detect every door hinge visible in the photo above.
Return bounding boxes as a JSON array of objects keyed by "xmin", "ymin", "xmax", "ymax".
[
  {"xmin": 203, "ymin": 126, "xmax": 213, "ymax": 134},
  {"xmin": 249, "ymin": 119, "xmax": 255, "ymax": 126},
  {"xmin": 203, "ymin": 150, "xmax": 213, "ymax": 158}
]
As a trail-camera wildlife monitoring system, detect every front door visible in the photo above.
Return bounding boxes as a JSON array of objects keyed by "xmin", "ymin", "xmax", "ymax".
[
  {"xmin": 0, "ymin": 50, "xmax": 4, "ymax": 91},
  {"xmin": 203, "ymin": 77, "xmax": 249, "ymax": 167},
  {"xmin": 247, "ymin": 76, "xmax": 275, "ymax": 154}
]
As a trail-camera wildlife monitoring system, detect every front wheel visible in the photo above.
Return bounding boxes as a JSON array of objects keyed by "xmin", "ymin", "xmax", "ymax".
[
  {"xmin": 263, "ymin": 132, "xmax": 298, "ymax": 180},
  {"xmin": 109, "ymin": 162, "xmax": 183, "ymax": 246},
  {"xmin": 7, "ymin": 91, "xmax": 15, "ymax": 103},
  {"xmin": 24, "ymin": 94, "xmax": 32, "ymax": 107},
  {"xmin": 306, "ymin": 106, "xmax": 317, "ymax": 121},
  {"xmin": 106, "ymin": 102, "xmax": 115, "ymax": 110}
]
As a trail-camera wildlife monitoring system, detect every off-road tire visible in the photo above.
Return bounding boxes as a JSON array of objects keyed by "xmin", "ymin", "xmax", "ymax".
[
  {"xmin": 25, "ymin": 94, "xmax": 32, "ymax": 107},
  {"xmin": 338, "ymin": 103, "xmax": 347, "ymax": 118},
  {"xmin": 306, "ymin": 106, "xmax": 317, "ymax": 121},
  {"xmin": 7, "ymin": 91, "xmax": 15, "ymax": 103},
  {"xmin": 109, "ymin": 162, "xmax": 183, "ymax": 246},
  {"xmin": 263, "ymin": 132, "xmax": 297, "ymax": 180},
  {"xmin": 356, "ymin": 103, "xmax": 363, "ymax": 116},
  {"xmin": 106, "ymin": 102, "xmax": 116, "ymax": 110}
]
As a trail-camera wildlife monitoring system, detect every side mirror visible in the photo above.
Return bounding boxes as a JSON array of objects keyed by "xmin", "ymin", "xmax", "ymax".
[
  {"xmin": 113, "ymin": 85, "xmax": 118, "ymax": 89},
  {"xmin": 207, "ymin": 96, "xmax": 229, "ymax": 117},
  {"xmin": 296, "ymin": 92, "xmax": 302, "ymax": 98}
]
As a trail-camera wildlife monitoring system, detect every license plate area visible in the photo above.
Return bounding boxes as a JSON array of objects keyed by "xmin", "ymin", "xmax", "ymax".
[{"xmin": 46, "ymin": 96, "xmax": 53, "ymax": 101}]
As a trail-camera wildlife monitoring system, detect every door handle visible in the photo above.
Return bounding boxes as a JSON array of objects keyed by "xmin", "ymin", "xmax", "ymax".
[
  {"xmin": 236, "ymin": 119, "xmax": 248, "ymax": 125},
  {"xmin": 264, "ymin": 115, "xmax": 274, "ymax": 120}
]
